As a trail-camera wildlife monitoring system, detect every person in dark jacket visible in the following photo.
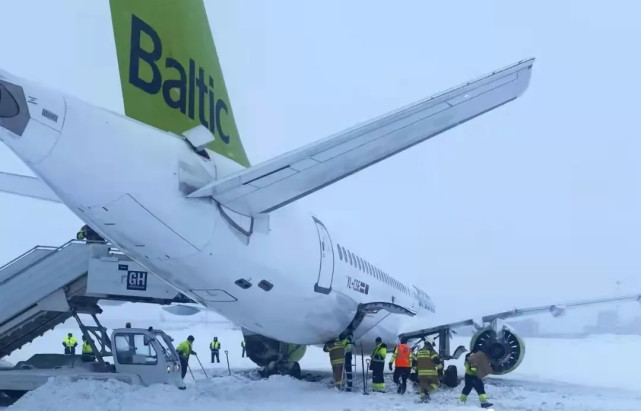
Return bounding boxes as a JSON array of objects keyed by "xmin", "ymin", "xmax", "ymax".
[{"xmin": 460, "ymin": 349, "xmax": 493, "ymax": 408}]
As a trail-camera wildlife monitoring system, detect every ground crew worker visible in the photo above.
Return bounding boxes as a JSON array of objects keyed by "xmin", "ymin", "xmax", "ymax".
[
  {"xmin": 460, "ymin": 350, "xmax": 493, "ymax": 408},
  {"xmin": 241, "ymin": 339, "xmax": 246, "ymax": 357},
  {"xmin": 343, "ymin": 334, "xmax": 354, "ymax": 392},
  {"xmin": 323, "ymin": 338, "xmax": 348, "ymax": 390},
  {"xmin": 415, "ymin": 341, "xmax": 440, "ymax": 402},
  {"xmin": 81, "ymin": 335, "xmax": 95, "ymax": 362},
  {"xmin": 76, "ymin": 225, "xmax": 105, "ymax": 242},
  {"xmin": 62, "ymin": 332, "xmax": 78, "ymax": 355},
  {"xmin": 210, "ymin": 337, "xmax": 221, "ymax": 363},
  {"xmin": 422, "ymin": 337, "xmax": 443, "ymax": 378},
  {"xmin": 176, "ymin": 335, "xmax": 197, "ymax": 380},
  {"xmin": 370, "ymin": 337, "xmax": 387, "ymax": 392},
  {"xmin": 389, "ymin": 336, "xmax": 412, "ymax": 394}
]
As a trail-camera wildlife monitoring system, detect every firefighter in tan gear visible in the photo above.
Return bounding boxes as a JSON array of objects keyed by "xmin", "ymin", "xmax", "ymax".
[
  {"xmin": 323, "ymin": 338, "xmax": 349, "ymax": 390},
  {"xmin": 425, "ymin": 338, "xmax": 444, "ymax": 378},
  {"xmin": 414, "ymin": 339, "xmax": 441, "ymax": 402}
]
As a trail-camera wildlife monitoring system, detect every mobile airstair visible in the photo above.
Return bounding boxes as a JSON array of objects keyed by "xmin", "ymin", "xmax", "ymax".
[{"xmin": 0, "ymin": 240, "xmax": 193, "ymax": 359}]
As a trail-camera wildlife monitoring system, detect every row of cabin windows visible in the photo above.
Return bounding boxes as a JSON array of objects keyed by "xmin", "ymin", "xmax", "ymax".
[{"xmin": 336, "ymin": 243, "xmax": 410, "ymax": 296}]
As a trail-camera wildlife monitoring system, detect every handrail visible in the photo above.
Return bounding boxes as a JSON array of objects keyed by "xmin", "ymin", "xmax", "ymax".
[
  {"xmin": 0, "ymin": 238, "xmax": 126, "ymax": 287},
  {"xmin": 0, "ymin": 239, "xmax": 85, "ymax": 286}
]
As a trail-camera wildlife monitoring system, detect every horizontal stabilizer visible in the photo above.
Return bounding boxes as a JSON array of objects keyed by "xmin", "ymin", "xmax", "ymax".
[
  {"xmin": 188, "ymin": 58, "xmax": 535, "ymax": 216},
  {"xmin": 0, "ymin": 172, "xmax": 61, "ymax": 203}
]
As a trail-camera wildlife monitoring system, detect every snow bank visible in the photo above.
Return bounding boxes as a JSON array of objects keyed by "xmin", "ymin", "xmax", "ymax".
[
  {"xmin": 4, "ymin": 312, "xmax": 641, "ymax": 410},
  {"xmin": 8, "ymin": 369, "xmax": 641, "ymax": 411}
]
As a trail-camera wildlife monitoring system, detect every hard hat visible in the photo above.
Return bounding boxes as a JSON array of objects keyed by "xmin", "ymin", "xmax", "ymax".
[
  {"xmin": 425, "ymin": 337, "xmax": 435, "ymax": 346},
  {"xmin": 375, "ymin": 337, "xmax": 382, "ymax": 343}
]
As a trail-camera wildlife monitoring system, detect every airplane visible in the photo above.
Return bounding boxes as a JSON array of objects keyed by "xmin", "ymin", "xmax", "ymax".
[{"xmin": 0, "ymin": 0, "xmax": 639, "ymax": 380}]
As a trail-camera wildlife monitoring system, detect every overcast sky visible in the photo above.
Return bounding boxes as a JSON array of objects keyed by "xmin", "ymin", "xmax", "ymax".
[{"xmin": 0, "ymin": 0, "xmax": 640, "ymax": 326}]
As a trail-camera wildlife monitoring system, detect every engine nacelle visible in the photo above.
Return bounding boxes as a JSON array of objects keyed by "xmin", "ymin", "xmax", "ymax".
[
  {"xmin": 242, "ymin": 330, "xmax": 307, "ymax": 368},
  {"xmin": 469, "ymin": 324, "xmax": 525, "ymax": 375}
]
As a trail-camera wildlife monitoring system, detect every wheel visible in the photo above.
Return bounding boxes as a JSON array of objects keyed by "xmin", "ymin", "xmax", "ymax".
[
  {"xmin": 2, "ymin": 390, "xmax": 26, "ymax": 400},
  {"xmin": 289, "ymin": 361, "xmax": 302, "ymax": 379},
  {"xmin": 443, "ymin": 365, "xmax": 459, "ymax": 388}
]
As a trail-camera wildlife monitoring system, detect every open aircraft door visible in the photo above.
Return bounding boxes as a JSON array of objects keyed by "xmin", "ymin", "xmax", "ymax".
[{"xmin": 312, "ymin": 216, "xmax": 334, "ymax": 294}]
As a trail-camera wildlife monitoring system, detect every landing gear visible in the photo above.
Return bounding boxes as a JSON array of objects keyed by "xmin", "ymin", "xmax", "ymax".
[{"xmin": 260, "ymin": 360, "xmax": 302, "ymax": 379}]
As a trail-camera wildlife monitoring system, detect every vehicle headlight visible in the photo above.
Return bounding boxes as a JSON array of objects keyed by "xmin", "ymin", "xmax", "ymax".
[
  {"xmin": 167, "ymin": 365, "xmax": 171, "ymax": 373},
  {"xmin": 174, "ymin": 363, "xmax": 180, "ymax": 371}
]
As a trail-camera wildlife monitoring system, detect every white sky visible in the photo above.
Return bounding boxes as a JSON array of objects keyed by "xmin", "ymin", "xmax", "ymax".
[{"xmin": 0, "ymin": 0, "xmax": 640, "ymax": 324}]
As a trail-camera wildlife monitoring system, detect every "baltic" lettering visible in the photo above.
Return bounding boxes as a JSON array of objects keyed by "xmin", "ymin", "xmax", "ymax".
[{"xmin": 128, "ymin": 14, "xmax": 231, "ymax": 144}]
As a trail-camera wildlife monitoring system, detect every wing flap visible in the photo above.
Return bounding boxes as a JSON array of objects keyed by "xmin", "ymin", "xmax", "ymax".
[
  {"xmin": 189, "ymin": 58, "xmax": 535, "ymax": 215},
  {"xmin": 0, "ymin": 172, "xmax": 61, "ymax": 203}
]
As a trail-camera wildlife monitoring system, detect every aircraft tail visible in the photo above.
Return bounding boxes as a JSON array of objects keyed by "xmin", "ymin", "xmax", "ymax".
[{"xmin": 109, "ymin": 0, "xmax": 250, "ymax": 167}]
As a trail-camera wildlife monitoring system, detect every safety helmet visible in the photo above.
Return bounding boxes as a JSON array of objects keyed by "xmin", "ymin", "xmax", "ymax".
[
  {"xmin": 188, "ymin": 335, "xmax": 195, "ymax": 342},
  {"xmin": 425, "ymin": 337, "xmax": 435, "ymax": 347},
  {"xmin": 375, "ymin": 337, "xmax": 382, "ymax": 343}
]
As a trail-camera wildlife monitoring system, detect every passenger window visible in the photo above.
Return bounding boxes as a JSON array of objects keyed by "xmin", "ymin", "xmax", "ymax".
[
  {"xmin": 337, "ymin": 244, "xmax": 343, "ymax": 261},
  {"xmin": 357, "ymin": 256, "xmax": 362, "ymax": 271},
  {"xmin": 114, "ymin": 333, "xmax": 158, "ymax": 365},
  {"xmin": 348, "ymin": 251, "xmax": 354, "ymax": 266}
]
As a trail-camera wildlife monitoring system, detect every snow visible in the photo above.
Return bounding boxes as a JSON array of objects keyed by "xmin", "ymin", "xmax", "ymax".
[{"xmin": 2, "ymin": 310, "xmax": 641, "ymax": 410}]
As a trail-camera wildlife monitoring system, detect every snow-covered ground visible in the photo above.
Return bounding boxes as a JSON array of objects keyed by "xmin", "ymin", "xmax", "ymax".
[{"xmin": 2, "ymin": 308, "xmax": 641, "ymax": 410}]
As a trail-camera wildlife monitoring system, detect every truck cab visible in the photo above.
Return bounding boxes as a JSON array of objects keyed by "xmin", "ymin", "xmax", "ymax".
[{"xmin": 110, "ymin": 327, "xmax": 185, "ymax": 388}]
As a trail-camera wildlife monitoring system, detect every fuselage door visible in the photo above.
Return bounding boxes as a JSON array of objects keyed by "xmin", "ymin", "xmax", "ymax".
[{"xmin": 312, "ymin": 216, "xmax": 334, "ymax": 294}]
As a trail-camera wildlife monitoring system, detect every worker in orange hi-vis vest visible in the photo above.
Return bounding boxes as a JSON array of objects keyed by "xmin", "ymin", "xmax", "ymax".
[{"xmin": 389, "ymin": 336, "xmax": 412, "ymax": 394}]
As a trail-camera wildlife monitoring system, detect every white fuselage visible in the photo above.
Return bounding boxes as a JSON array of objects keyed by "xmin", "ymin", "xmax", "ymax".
[{"xmin": 0, "ymin": 73, "xmax": 434, "ymax": 353}]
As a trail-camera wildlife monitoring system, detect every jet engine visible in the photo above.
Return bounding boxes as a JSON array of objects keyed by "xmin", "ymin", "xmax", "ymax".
[
  {"xmin": 242, "ymin": 329, "xmax": 307, "ymax": 379},
  {"xmin": 469, "ymin": 323, "xmax": 525, "ymax": 375}
]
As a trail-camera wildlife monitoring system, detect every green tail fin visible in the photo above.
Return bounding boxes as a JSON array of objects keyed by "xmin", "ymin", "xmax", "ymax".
[{"xmin": 109, "ymin": 0, "xmax": 250, "ymax": 167}]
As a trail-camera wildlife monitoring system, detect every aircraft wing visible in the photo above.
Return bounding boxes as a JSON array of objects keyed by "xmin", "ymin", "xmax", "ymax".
[
  {"xmin": 0, "ymin": 171, "xmax": 61, "ymax": 203},
  {"xmin": 188, "ymin": 58, "xmax": 535, "ymax": 216},
  {"xmin": 399, "ymin": 293, "xmax": 641, "ymax": 340}
]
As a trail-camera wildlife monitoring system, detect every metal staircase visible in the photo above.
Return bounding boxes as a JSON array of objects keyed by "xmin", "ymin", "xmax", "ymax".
[{"xmin": 0, "ymin": 240, "xmax": 193, "ymax": 359}]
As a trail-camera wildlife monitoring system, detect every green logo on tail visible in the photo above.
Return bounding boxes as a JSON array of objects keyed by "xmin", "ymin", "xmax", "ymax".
[{"xmin": 109, "ymin": 0, "xmax": 250, "ymax": 167}]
